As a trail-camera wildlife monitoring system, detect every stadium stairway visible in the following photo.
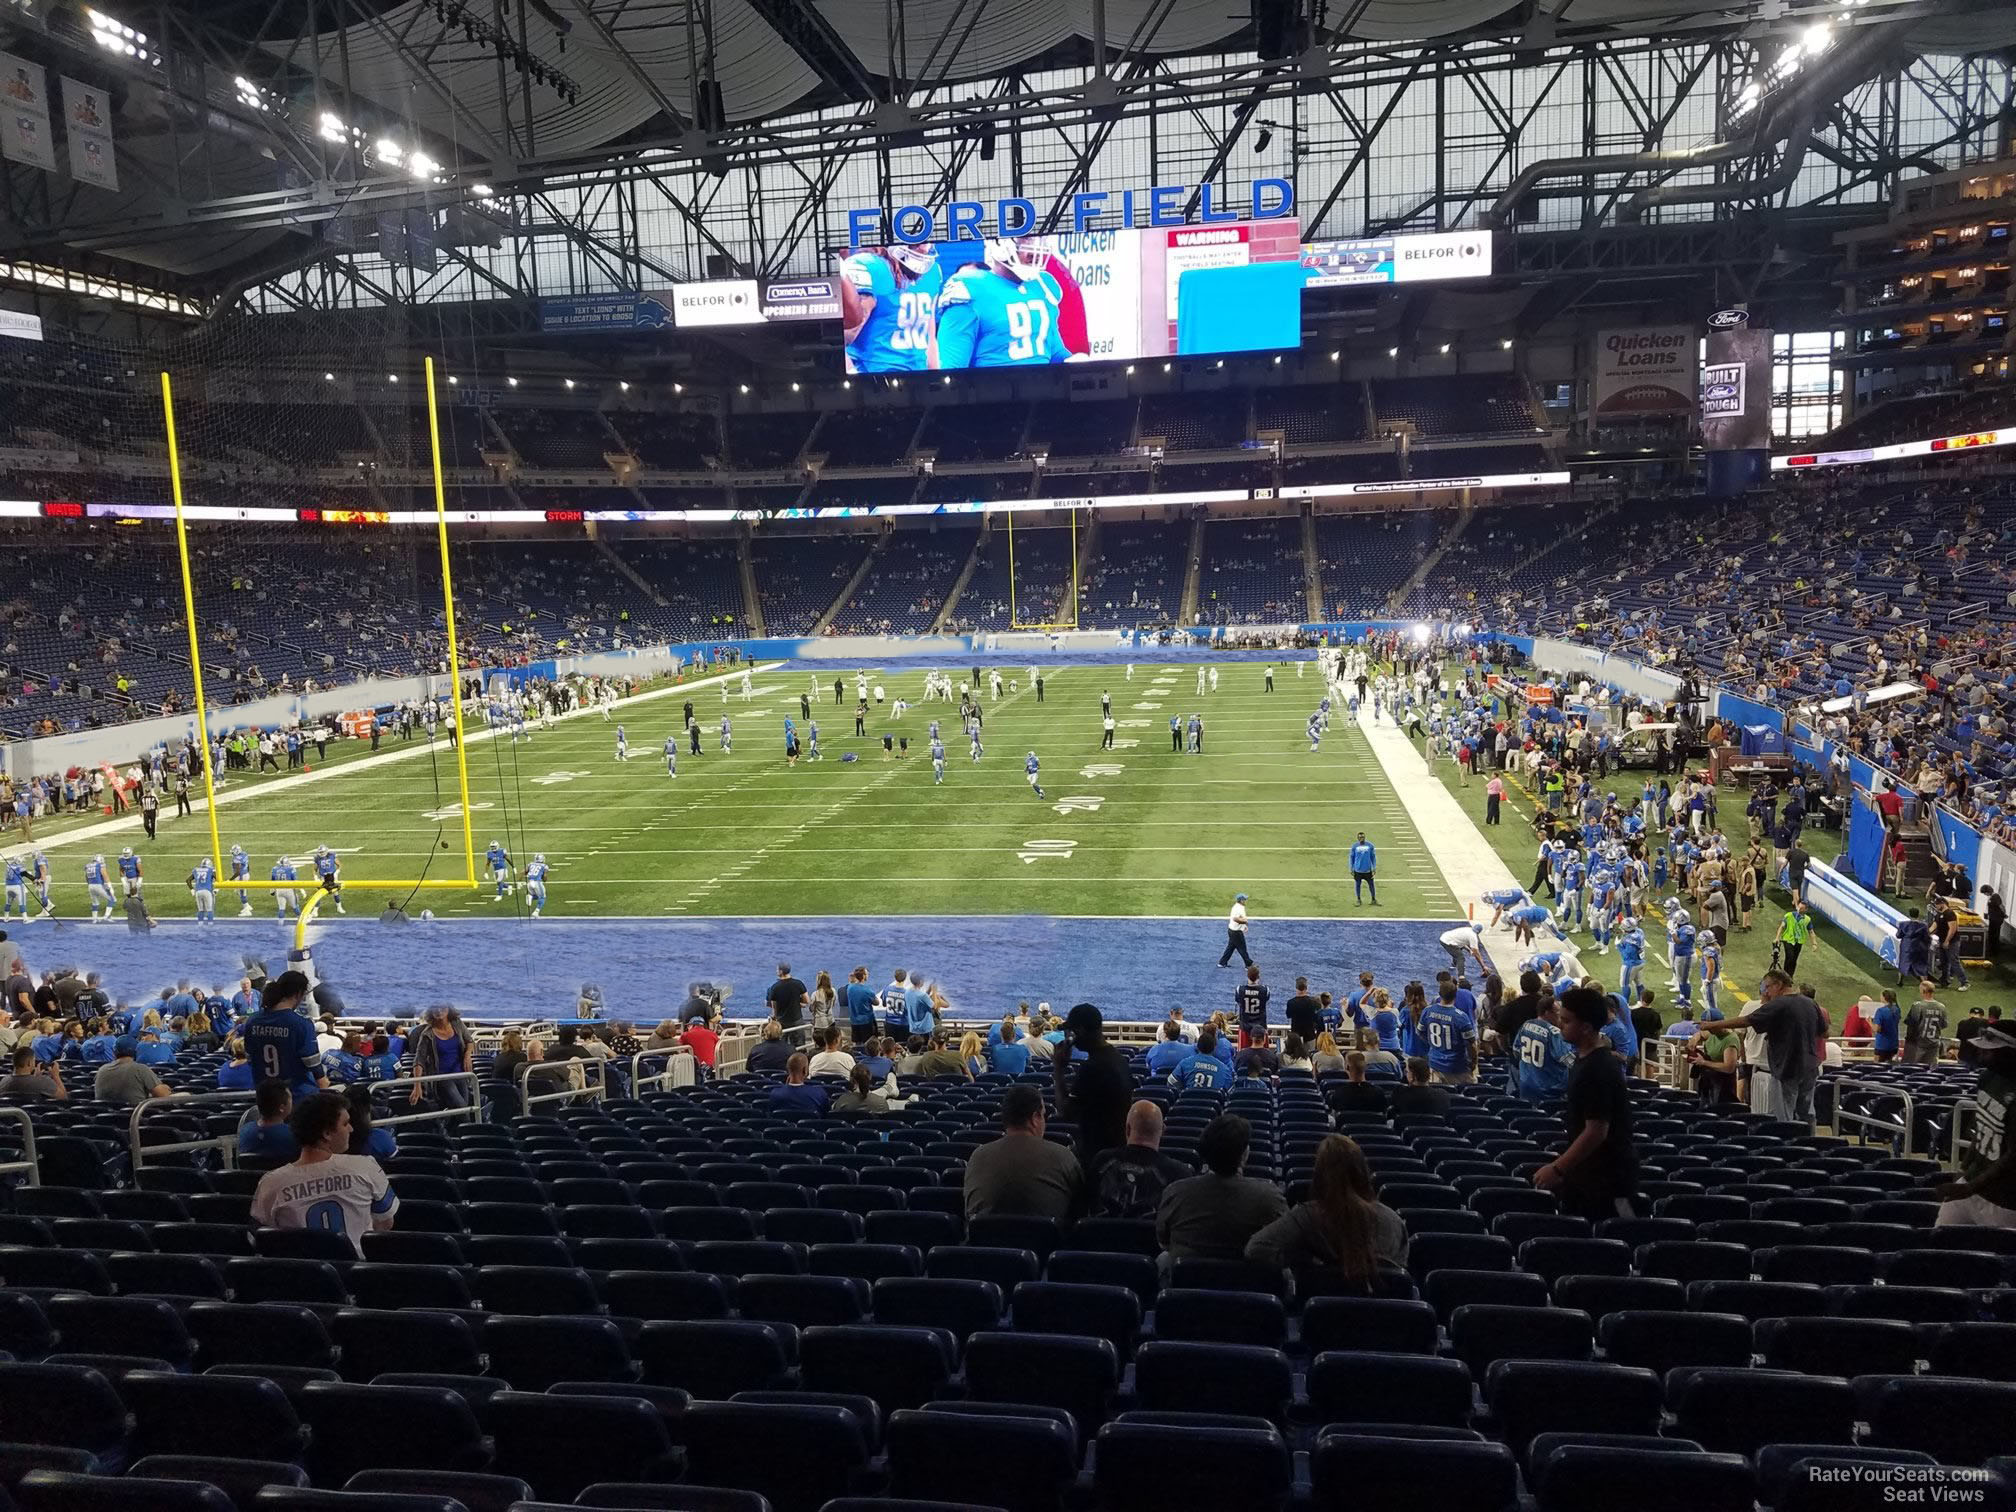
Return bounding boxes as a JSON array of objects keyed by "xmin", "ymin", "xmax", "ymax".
[
  {"xmin": 1178, "ymin": 517, "xmax": 1206, "ymax": 623},
  {"xmin": 1388, "ymin": 506, "xmax": 1475, "ymax": 616},
  {"xmin": 928, "ymin": 535, "xmax": 987, "ymax": 634}
]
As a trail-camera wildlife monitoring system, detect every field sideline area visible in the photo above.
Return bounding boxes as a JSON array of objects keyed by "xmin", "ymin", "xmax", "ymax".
[
  {"xmin": 1, "ymin": 659, "xmax": 1477, "ymax": 1019},
  {"xmin": 12, "ymin": 660, "xmax": 1458, "ymax": 923}
]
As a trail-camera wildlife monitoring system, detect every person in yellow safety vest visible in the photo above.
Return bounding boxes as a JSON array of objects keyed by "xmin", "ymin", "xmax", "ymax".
[
  {"xmin": 1543, "ymin": 769, "xmax": 1566, "ymax": 812},
  {"xmin": 1776, "ymin": 901, "xmax": 1812, "ymax": 978}
]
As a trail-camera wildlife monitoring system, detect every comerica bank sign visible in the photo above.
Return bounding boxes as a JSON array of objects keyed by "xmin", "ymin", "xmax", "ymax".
[{"xmin": 845, "ymin": 180, "xmax": 1296, "ymax": 247}]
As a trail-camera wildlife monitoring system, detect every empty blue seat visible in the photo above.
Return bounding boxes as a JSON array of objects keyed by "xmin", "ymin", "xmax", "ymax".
[
  {"xmin": 1407, "ymin": 1232, "xmax": 1515, "ymax": 1282},
  {"xmin": 1831, "ymin": 1284, "xmax": 1978, "ymax": 1325},
  {"xmin": 1515, "ymin": 1238, "xmax": 1633, "ymax": 1285},
  {"xmin": 1597, "ymin": 1310, "xmax": 1752, "ymax": 1376},
  {"xmin": 807, "ymin": 1244, "xmax": 922, "ymax": 1285},
  {"xmin": 1152, "ymin": 1287, "xmax": 1287, "ymax": 1349},
  {"xmin": 1534, "ymin": 1444, "xmax": 1754, "ymax": 1512},
  {"xmin": 1044, "ymin": 1250, "xmax": 1157, "ymax": 1307},
  {"xmin": 870, "ymin": 1278, "xmax": 1002, "ymax": 1345},
  {"xmin": 1448, "ymin": 1304, "xmax": 1593, "ymax": 1372},
  {"xmin": 1683, "ymin": 1280, "xmax": 1828, "ymax": 1322},
  {"xmin": 638, "ymin": 1321, "xmax": 795, "ymax": 1397},
  {"xmin": 1884, "ymin": 1249, "xmax": 2006, "ymax": 1290},
  {"xmin": 1860, "ymin": 1375, "xmax": 2016, "ymax": 1466},
  {"xmin": 1758, "ymin": 1245, "xmax": 1879, "ymax": 1286},
  {"xmin": 483, "ymin": 1316, "xmax": 633, "ymax": 1390},
  {"xmin": 186, "ymin": 1304, "xmax": 336, "ymax": 1370},
  {"xmin": 0, "ymin": 1364, "xmax": 131, "ymax": 1468},
  {"xmin": 341, "ymin": 1471, "xmax": 530, "ymax": 1512},
  {"xmin": 737, "ymin": 1275, "xmax": 871, "ymax": 1330},
  {"xmin": 1668, "ymin": 1367, "xmax": 1857, "ymax": 1458},
  {"xmin": 1133, "ymin": 1341, "xmax": 1294, "ymax": 1425},
  {"xmin": 16, "ymin": 1470, "xmax": 234, "ymax": 1512},
  {"xmin": 1551, "ymin": 1275, "xmax": 1685, "ymax": 1320},
  {"xmin": 1312, "ymin": 1426, "xmax": 1517, "ymax": 1512},
  {"xmin": 1635, "ymin": 1242, "xmax": 1751, "ymax": 1284},
  {"xmin": 43, "ymin": 1298, "xmax": 193, "ymax": 1370},
  {"xmin": 1424, "ymin": 1269, "xmax": 1549, "ymax": 1322},
  {"xmin": 131, "ymin": 1455, "xmax": 310, "ymax": 1509},
  {"xmin": 1927, "ymin": 1322, "xmax": 2016, "ymax": 1382},
  {"xmin": 604, "ymin": 1271, "xmax": 734, "ymax": 1321},
  {"xmin": 885, "ymin": 1406, "xmax": 1074, "ymax": 1512},
  {"xmin": 122, "ymin": 1371, "xmax": 307, "ymax": 1463},
  {"xmin": 330, "ymin": 1309, "xmax": 482, "ymax": 1382},
  {"xmin": 964, "ymin": 1331, "xmax": 1118, "ymax": 1434},
  {"xmin": 679, "ymin": 1400, "xmax": 869, "ymax": 1512},
  {"xmin": 799, "ymin": 1325, "xmax": 955, "ymax": 1413},
  {"xmin": 1758, "ymin": 1316, "xmax": 1922, "ymax": 1378},
  {"xmin": 297, "ymin": 1383, "xmax": 490, "ymax": 1486},
  {"xmin": 1484, "ymin": 1360, "xmax": 1662, "ymax": 1460},
  {"xmin": 474, "ymin": 1265, "xmax": 601, "ymax": 1316},
  {"xmin": 1301, "ymin": 1297, "xmax": 1440, "ymax": 1356},
  {"xmin": 488, "ymin": 1390, "xmax": 679, "ymax": 1502},
  {"xmin": 965, "ymin": 1215, "xmax": 1063, "ymax": 1262},
  {"xmin": 1095, "ymin": 1415, "xmax": 1295, "ymax": 1512},
  {"xmin": 761, "ymin": 1209, "xmax": 861, "ymax": 1247},
  {"xmin": 924, "ymin": 1246, "xmax": 1038, "ymax": 1292},
  {"xmin": 1756, "ymin": 1444, "xmax": 1941, "ymax": 1512},
  {"xmin": 1306, "ymin": 1351, "xmax": 1474, "ymax": 1428}
]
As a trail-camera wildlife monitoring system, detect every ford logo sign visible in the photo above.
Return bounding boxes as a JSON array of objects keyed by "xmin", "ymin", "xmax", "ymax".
[{"xmin": 1707, "ymin": 308, "xmax": 1749, "ymax": 329}]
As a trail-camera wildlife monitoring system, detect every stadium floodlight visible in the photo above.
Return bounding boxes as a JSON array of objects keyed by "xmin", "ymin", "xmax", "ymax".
[
  {"xmin": 1215, "ymin": 359, "xmax": 1224, "ymax": 368},
  {"xmin": 1272, "ymin": 354, "xmax": 1281, "ymax": 364},
  {"xmin": 387, "ymin": 373, "xmax": 399, "ymax": 383},
  {"xmin": 1124, "ymin": 364, "xmax": 1135, "ymax": 375},
  {"xmin": 472, "ymin": 183, "xmax": 495, "ymax": 198},
  {"xmin": 1330, "ymin": 351, "xmax": 1340, "ymax": 361},
  {"xmin": 1388, "ymin": 347, "xmax": 1398, "ymax": 357},
  {"xmin": 942, "ymin": 375, "xmax": 951, "ymax": 385},
  {"xmin": 739, "ymin": 383, "xmax": 750, "ymax": 394},
  {"xmin": 673, "ymin": 382, "xmax": 684, "ymax": 393},
  {"xmin": 233, "ymin": 76, "xmax": 271, "ymax": 112},
  {"xmin": 507, "ymin": 376, "xmax": 519, "ymax": 387},
  {"xmin": 447, "ymin": 375, "xmax": 459, "ymax": 385},
  {"xmin": 841, "ymin": 380, "xmax": 850, "ymax": 389},
  {"xmin": 1163, "ymin": 362, "xmax": 1172, "ymax": 372},
  {"xmin": 619, "ymin": 381, "xmax": 629, "ymax": 391},
  {"xmin": 322, "ymin": 371, "xmax": 334, "ymax": 381},
  {"xmin": 564, "ymin": 378, "xmax": 575, "ymax": 389},
  {"xmin": 790, "ymin": 382, "xmax": 800, "ymax": 392},
  {"xmin": 1440, "ymin": 343, "xmax": 1451, "ymax": 354},
  {"xmin": 408, "ymin": 150, "xmax": 440, "ymax": 180},
  {"xmin": 374, "ymin": 138, "xmax": 404, "ymax": 165},
  {"xmin": 1411, "ymin": 624, "xmax": 1431, "ymax": 642},
  {"xmin": 319, "ymin": 111, "xmax": 350, "ymax": 143},
  {"xmin": 1502, "ymin": 339, "xmax": 1514, "ymax": 350}
]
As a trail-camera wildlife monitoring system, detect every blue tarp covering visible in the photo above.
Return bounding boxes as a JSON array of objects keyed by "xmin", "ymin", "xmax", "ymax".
[
  {"xmin": 1716, "ymin": 692, "xmax": 1784, "ymax": 734},
  {"xmin": 1740, "ymin": 725, "xmax": 1787, "ymax": 757},
  {"xmin": 1845, "ymin": 793, "xmax": 1889, "ymax": 890}
]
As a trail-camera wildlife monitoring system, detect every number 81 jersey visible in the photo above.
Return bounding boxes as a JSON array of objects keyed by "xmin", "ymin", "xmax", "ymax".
[
  {"xmin": 842, "ymin": 252, "xmax": 942, "ymax": 373},
  {"xmin": 936, "ymin": 265, "xmax": 1068, "ymax": 368}
]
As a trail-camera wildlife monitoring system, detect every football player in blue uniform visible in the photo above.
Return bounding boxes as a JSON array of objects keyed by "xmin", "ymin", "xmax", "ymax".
[
  {"xmin": 28, "ymin": 851, "xmax": 51, "ymax": 918},
  {"xmin": 84, "ymin": 854, "xmax": 115, "ymax": 921},
  {"xmin": 271, "ymin": 857, "xmax": 301, "ymax": 921},
  {"xmin": 936, "ymin": 237, "xmax": 1070, "ymax": 369},
  {"xmin": 486, "ymin": 840, "xmax": 512, "ymax": 900},
  {"xmin": 841, "ymin": 244, "xmax": 943, "ymax": 374},
  {"xmin": 1, "ymin": 857, "xmax": 24, "ymax": 923},
  {"xmin": 313, "ymin": 845, "xmax": 345, "ymax": 914},
  {"xmin": 117, "ymin": 847, "xmax": 143, "ymax": 899},
  {"xmin": 188, "ymin": 855, "xmax": 217, "ymax": 923},
  {"xmin": 229, "ymin": 843, "xmax": 254, "ymax": 916},
  {"xmin": 525, "ymin": 853, "xmax": 549, "ymax": 918},
  {"xmin": 1024, "ymin": 751, "xmax": 1044, "ymax": 799},
  {"xmin": 664, "ymin": 735, "xmax": 679, "ymax": 778},
  {"xmin": 931, "ymin": 737, "xmax": 946, "ymax": 785}
]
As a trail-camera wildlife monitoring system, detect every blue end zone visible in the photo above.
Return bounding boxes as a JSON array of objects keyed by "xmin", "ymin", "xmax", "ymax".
[{"xmin": 40, "ymin": 915, "xmax": 1457, "ymax": 1025}]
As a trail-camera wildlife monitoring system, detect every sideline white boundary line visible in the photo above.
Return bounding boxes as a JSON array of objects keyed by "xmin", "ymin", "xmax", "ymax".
[{"xmin": 0, "ymin": 661, "xmax": 786, "ymax": 864}]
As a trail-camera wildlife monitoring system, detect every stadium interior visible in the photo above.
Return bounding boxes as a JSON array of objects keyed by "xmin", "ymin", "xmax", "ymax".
[{"xmin": 4, "ymin": 0, "xmax": 2016, "ymax": 1509}]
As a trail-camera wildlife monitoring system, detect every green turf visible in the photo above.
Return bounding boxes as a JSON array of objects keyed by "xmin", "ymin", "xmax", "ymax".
[
  {"xmin": 1405, "ymin": 719, "xmax": 2016, "ymax": 1016},
  {"xmin": 22, "ymin": 663, "xmax": 1460, "ymax": 921}
]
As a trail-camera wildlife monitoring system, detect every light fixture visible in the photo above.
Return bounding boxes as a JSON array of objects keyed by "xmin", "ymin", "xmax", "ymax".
[
  {"xmin": 319, "ymin": 112, "xmax": 352, "ymax": 144},
  {"xmin": 791, "ymin": 382, "xmax": 800, "ymax": 392},
  {"xmin": 1253, "ymin": 127, "xmax": 1274, "ymax": 154},
  {"xmin": 1439, "ymin": 344, "xmax": 1451, "ymax": 354},
  {"xmin": 673, "ymin": 383, "xmax": 683, "ymax": 393},
  {"xmin": 471, "ymin": 184, "xmax": 495, "ymax": 199},
  {"xmin": 619, "ymin": 381, "xmax": 629, "ymax": 392},
  {"xmin": 942, "ymin": 375, "xmax": 951, "ymax": 385},
  {"xmin": 1329, "ymin": 351, "xmax": 1340, "ymax": 361},
  {"xmin": 323, "ymin": 371, "xmax": 335, "ymax": 382},
  {"xmin": 374, "ymin": 138, "xmax": 404, "ymax": 165},
  {"xmin": 408, "ymin": 151, "xmax": 440, "ymax": 181},
  {"xmin": 842, "ymin": 380, "xmax": 851, "ymax": 390},
  {"xmin": 564, "ymin": 378, "xmax": 575, "ymax": 390},
  {"xmin": 1388, "ymin": 347, "xmax": 1398, "ymax": 357},
  {"xmin": 507, "ymin": 376, "xmax": 520, "ymax": 387},
  {"xmin": 387, "ymin": 373, "xmax": 399, "ymax": 383},
  {"xmin": 447, "ymin": 375, "xmax": 459, "ymax": 385},
  {"xmin": 1271, "ymin": 354, "xmax": 1281, "ymax": 365},
  {"xmin": 1125, "ymin": 364, "xmax": 1135, "ymax": 375},
  {"xmin": 1501, "ymin": 339, "xmax": 1513, "ymax": 350},
  {"xmin": 1215, "ymin": 359, "xmax": 1224, "ymax": 368},
  {"xmin": 1163, "ymin": 362, "xmax": 1172, "ymax": 373},
  {"xmin": 739, "ymin": 383, "xmax": 750, "ymax": 394}
]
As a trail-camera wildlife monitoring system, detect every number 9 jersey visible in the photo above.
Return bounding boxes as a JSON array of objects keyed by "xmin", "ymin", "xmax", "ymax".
[
  {"xmin": 936, "ymin": 264, "xmax": 1068, "ymax": 368},
  {"xmin": 843, "ymin": 252, "xmax": 943, "ymax": 374}
]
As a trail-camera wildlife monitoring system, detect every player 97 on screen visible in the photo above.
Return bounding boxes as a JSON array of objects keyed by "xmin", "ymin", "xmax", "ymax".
[{"xmin": 839, "ymin": 220, "xmax": 1305, "ymax": 373}]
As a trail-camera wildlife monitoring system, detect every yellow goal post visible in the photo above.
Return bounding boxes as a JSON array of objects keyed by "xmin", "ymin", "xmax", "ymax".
[
  {"xmin": 160, "ymin": 354, "xmax": 480, "ymax": 929},
  {"xmin": 1006, "ymin": 502, "xmax": 1081, "ymax": 632}
]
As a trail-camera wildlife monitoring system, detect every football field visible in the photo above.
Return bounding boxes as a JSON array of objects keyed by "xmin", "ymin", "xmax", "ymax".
[{"xmin": 21, "ymin": 662, "xmax": 1458, "ymax": 924}]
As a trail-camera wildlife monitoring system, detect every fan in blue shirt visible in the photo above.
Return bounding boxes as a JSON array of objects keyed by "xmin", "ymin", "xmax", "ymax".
[
  {"xmin": 1145, "ymin": 1030, "xmax": 1190, "ymax": 1078},
  {"xmin": 1513, "ymin": 1013, "xmax": 1575, "ymax": 1099},
  {"xmin": 240, "ymin": 973, "xmax": 329, "ymax": 1098},
  {"xmin": 986, "ymin": 1027, "xmax": 1030, "ymax": 1076},
  {"xmin": 1420, "ymin": 994, "xmax": 1476, "ymax": 1078},
  {"xmin": 842, "ymin": 246, "xmax": 944, "ymax": 373},
  {"xmin": 1170, "ymin": 1029, "xmax": 1235, "ymax": 1091},
  {"xmin": 1871, "ymin": 995, "xmax": 1902, "ymax": 1057},
  {"xmin": 936, "ymin": 241, "xmax": 1070, "ymax": 369}
]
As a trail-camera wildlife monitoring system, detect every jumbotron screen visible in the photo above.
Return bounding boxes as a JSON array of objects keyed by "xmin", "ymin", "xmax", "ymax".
[{"xmin": 840, "ymin": 219, "xmax": 1305, "ymax": 372}]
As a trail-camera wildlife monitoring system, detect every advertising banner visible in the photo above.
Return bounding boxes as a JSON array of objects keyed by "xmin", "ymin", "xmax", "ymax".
[
  {"xmin": 1591, "ymin": 327, "xmax": 1695, "ymax": 420},
  {"xmin": 1701, "ymin": 326, "xmax": 1773, "ymax": 452}
]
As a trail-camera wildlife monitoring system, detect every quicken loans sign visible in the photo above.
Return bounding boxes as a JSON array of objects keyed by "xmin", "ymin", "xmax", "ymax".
[{"xmin": 845, "ymin": 180, "xmax": 1296, "ymax": 247}]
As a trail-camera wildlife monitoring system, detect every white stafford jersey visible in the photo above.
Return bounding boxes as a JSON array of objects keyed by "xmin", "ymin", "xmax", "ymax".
[{"xmin": 250, "ymin": 1155, "xmax": 398, "ymax": 1255}]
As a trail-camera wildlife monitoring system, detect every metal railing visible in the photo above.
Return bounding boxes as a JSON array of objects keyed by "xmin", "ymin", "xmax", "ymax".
[
  {"xmin": 630, "ymin": 1049, "xmax": 695, "ymax": 1095},
  {"xmin": 1828, "ymin": 1076, "xmax": 1917, "ymax": 1156},
  {"xmin": 517, "ymin": 1055, "xmax": 608, "ymax": 1110},
  {"xmin": 373, "ymin": 1071, "xmax": 484, "ymax": 1130},
  {"xmin": 1950, "ymin": 1094, "xmax": 1983, "ymax": 1172},
  {"xmin": 0, "ymin": 1106, "xmax": 39, "ymax": 1187},
  {"xmin": 131, "ymin": 1089, "xmax": 256, "ymax": 1172}
]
